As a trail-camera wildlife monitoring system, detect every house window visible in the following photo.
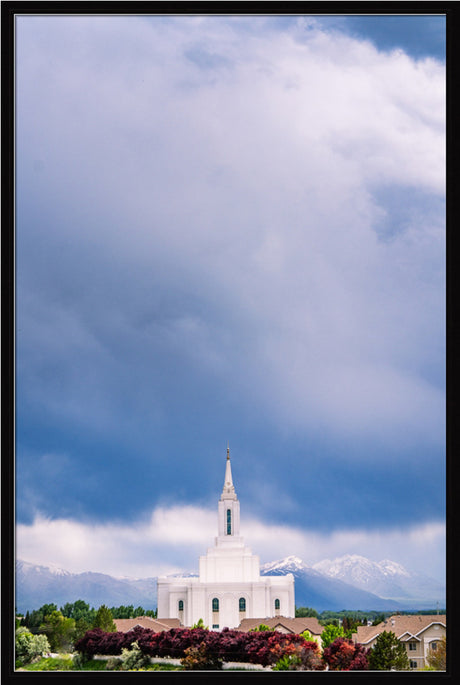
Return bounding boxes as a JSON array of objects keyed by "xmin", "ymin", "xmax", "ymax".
[
  {"xmin": 212, "ymin": 598, "xmax": 219, "ymax": 612},
  {"xmin": 409, "ymin": 642, "xmax": 417, "ymax": 651},
  {"xmin": 431, "ymin": 642, "xmax": 438, "ymax": 651},
  {"xmin": 239, "ymin": 597, "xmax": 246, "ymax": 612},
  {"xmin": 227, "ymin": 509, "xmax": 231, "ymax": 535},
  {"xmin": 178, "ymin": 600, "xmax": 184, "ymax": 611},
  {"xmin": 410, "ymin": 660, "xmax": 418, "ymax": 669},
  {"xmin": 212, "ymin": 624, "xmax": 219, "ymax": 630},
  {"xmin": 274, "ymin": 599, "xmax": 280, "ymax": 610}
]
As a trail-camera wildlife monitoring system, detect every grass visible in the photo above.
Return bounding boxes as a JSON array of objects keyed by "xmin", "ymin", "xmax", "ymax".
[{"xmin": 19, "ymin": 656, "xmax": 184, "ymax": 671}]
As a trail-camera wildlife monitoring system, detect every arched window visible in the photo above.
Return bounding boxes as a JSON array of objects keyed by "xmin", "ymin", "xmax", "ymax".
[
  {"xmin": 212, "ymin": 598, "xmax": 219, "ymax": 612},
  {"xmin": 274, "ymin": 598, "xmax": 280, "ymax": 610},
  {"xmin": 226, "ymin": 508, "xmax": 232, "ymax": 535},
  {"xmin": 239, "ymin": 597, "xmax": 246, "ymax": 612},
  {"xmin": 178, "ymin": 600, "xmax": 184, "ymax": 611}
]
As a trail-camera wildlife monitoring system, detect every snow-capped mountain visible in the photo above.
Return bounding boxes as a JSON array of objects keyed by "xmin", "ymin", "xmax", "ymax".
[
  {"xmin": 261, "ymin": 555, "xmax": 308, "ymax": 574},
  {"xmin": 312, "ymin": 554, "xmax": 444, "ymax": 605},
  {"xmin": 260, "ymin": 556, "xmax": 402, "ymax": 611},
  {"xmin": 16, "ymin": 560, "xmax": 157, "ymax": 614},
  {"xmin": 15, "ymin": 554, "xmax": 445, "ymax": 614}
]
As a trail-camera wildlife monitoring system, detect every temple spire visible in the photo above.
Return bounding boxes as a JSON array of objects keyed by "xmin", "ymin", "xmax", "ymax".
[{"xmin": 221, "ymin": 444, "xmax": 236, "ymax": 500}]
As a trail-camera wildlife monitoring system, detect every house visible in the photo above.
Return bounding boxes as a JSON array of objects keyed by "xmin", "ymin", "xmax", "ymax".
[
  {"xmin": 114, "ymin": 616, "xmax": 181, "ymax": 633},
  {"xmin": 157, "ymin": 447, "xmax": 295, "ymax": 630},
  {"xmin": 237, "ymin": 616, "xmax": 323, "ymax": 646},
  {"xmin": 353, "ymin": 614, "xmax": 446, "ymax": 670}
]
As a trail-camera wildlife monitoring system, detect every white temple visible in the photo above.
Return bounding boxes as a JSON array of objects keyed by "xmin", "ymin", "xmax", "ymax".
[{"xmin": 157, "ymin": 447, "xmax": 295, "ymax": 630}]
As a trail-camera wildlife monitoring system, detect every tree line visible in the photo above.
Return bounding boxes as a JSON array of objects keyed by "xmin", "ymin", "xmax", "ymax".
[
  {"xmin": 18, "ymin": 601, "xmax": 157, "ymax": 653},
  {"xmin": 295, "ymin": 606, "xmax": 445, "ymax": 628}
]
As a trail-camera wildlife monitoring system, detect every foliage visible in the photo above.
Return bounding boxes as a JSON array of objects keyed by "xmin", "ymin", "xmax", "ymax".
[
  {"xmin": 367, "ymin": 631, "xmax": 410, "ymax": 671},
  {"xmin": 341, "ymin": 615, "xmax": 363, "ymax": 637},
  {"xmin": 19, "ymin": 655, "xmax": 74, "ymax": 671},
  {"xmin": 318, "ymin": 610, "xmax": 389, "ymax": 627},
  {"xmin": 295, "ymin": 606, "xmax": 319, "ymax": 618},
  {"xmin": 105, "ymin": 656, "xmax": 123, "ymax": 670},
  {"xmin": 322, "ymin": 637, "xmax": 369, "ymax": 671},
  {"xmin": 15, "ymin": 626, "xmax": 50, "ymax": 665},
  {"xmin": 321, "ymin": 623, "xmax": 345, "ymax": 648},
  {"xmin": 181, "ymin": 641, "xmax": 223, "ymax": 670},
  {"xmin": 191, "ymin": 618, "xmax": 207, "ymax": 629},
  {"xmin": 74, "ymin": 617, "xmax": 92, "ymax": 643},
  {"xmin": 74, "ymin": 625, "xmax": 327, "ymax": 667},
  {"xmin": 92, "ymin": 604, "xmax": 117, "ymax": 632},
  {"xmin": 72, "ymin": 652, "xmax": 84, "ymax": 669},
  {"xmin": 39, "ymin": 610, "xmax": 76, "ymax": 652},
  {"xmin": 60, "ymin": 599, "xmax": 96, "ymax": 623},
  {"xmin": 23, "ymin": 604, "xmax": 58, "ymax": 633},
  {"xmin": 119, "ymin": 640, "xmax": 152, "ymax": 670},
  {"xmin": 272, "ymin": 654, "xmax": 301, "ymax": 670},
  {"xmin": 271, "ymin": 641, "xmax": 325, "ymax": 671},
  {"xmin": 300, "ymin": 629, "xmax": 321, "ymax": 648},
  {"xmin": 249, "ymin": 624, "xmax": 271, "ymax": 632},
  {"xmin": 426, "ymin": 636, "xmax": 446, "ymax": 671}
]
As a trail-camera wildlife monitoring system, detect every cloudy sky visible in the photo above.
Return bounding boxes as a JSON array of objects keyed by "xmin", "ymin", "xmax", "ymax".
[{"xmin": 15, "ymin": 13, "xmax": 446, "ymax": 586}]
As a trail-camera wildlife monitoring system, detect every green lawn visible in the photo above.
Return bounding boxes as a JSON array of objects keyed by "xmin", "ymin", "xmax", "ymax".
[{"xmin": 18, "ymin": 656, "xmax": 183, "ymax": 671}]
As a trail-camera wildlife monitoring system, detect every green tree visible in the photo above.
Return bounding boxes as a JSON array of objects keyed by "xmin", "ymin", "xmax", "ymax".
[
  {"xmin": 295, "ymin": 607, "xmax": 319, "ymax": 618},
  {"xmin": 191, "ymin": 618, "xmax": 208, "ymax": 629},
  {"xmin": 74, "ymin": 617, "xmax": 92, "ymax": 642},
  {"xmin": 426, "ymin": 636, "xmax": 446, "ymax": 671},
  {"xmin": 249, "ymin": 623, "xmax": 271, "ymax": 632},
  {"xmin": 39, "ymin": 610, "xmax": 76, "ymax": 652},
  {"xmin": 92, "ymin": 605, "xmax": 117, "ymax": 632},
  {"xmin": 27, "ymin": 604, "xmax": 58, "ymax": 633},
  {"xmin": 60, "ymin": 599, "xmax": 95, "ymax": 623},
  {"xmin": 110, "ymin": 605, "xmax": 133, "ymax": 619},
  {"xmin": 15, "ymin": 626, "xmax": 50, "ymax": 665},
  {"xmin": 321, "ymin": 624, "xmax": 345, "ymax": 649},
  {"xmin": 367, "ymin": 631, "xmax": 410, "ymax": 671}
]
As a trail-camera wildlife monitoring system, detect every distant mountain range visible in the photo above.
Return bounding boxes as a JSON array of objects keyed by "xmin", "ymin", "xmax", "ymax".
[
  {"xmin": 16, "ymin": 560, "xmax": 158, "ymax": 614},
  {"xmin": 260, "ymin": 555, "xmax": 445, "ymax": 612},
  {"xmin": 15, "ymin": 554, "xmax": 445, "ymax": 614}
]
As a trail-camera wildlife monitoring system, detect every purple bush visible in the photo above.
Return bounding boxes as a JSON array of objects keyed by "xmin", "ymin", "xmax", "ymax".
[{"xmin": 75, "ymin": 625, "xmax": 322, "ymax": 667}]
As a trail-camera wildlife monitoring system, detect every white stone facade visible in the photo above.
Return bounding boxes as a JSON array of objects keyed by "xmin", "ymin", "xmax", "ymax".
[{"xmin": 157, "ymin": 448, "xmax": 295, "ymax": 630}]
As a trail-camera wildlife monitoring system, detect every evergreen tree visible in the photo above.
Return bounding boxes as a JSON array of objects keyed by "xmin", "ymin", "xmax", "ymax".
[
  {"xmin": 92, "ymin": 604, "xmax": 117, "ymax": 632},
  {"xmin": 367, "ymin": 631, "xmax": 410, "ymax": 671}
]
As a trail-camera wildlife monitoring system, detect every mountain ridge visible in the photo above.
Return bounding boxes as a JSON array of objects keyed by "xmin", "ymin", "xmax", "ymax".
[{"xmin": 16, "ymin": 555, "xmax": 445, "ymax": 614}]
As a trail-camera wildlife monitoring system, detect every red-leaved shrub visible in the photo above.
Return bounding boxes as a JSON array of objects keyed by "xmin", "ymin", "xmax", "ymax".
[{"xmin": 322, "ymin": 637, "xmax": 369, "ymax": 671}]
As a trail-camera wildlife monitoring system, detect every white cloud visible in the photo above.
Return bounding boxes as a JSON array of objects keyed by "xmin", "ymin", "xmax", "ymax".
[{"xmin": 16, "ymin": 505, "xmax": 445, "ymax": 583}]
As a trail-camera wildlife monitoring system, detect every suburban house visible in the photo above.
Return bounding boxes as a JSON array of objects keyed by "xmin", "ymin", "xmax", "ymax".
[
  {"xmin": 353, "ymin": 614, "xmax": 446, "ymax": 670},
  {"xmin": 113, "ymin": 616, "xmax": 181, "ymax": 633},
  {"xmin": 237, "ymin": 616, "xmax": 323, "ymax": 645}
]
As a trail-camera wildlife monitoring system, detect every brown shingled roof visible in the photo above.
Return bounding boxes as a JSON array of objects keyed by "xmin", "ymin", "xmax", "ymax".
[
  {"xmin": 354, "ymin": 615, "xmax": 446, "ymax": 645},
  {"xmin": 114, "ymin": 616, "xmax": 181, "ymax": 633},
  {"xmin": 237, "ymin": 616, "xmax": 322, "ymax": 636}
]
